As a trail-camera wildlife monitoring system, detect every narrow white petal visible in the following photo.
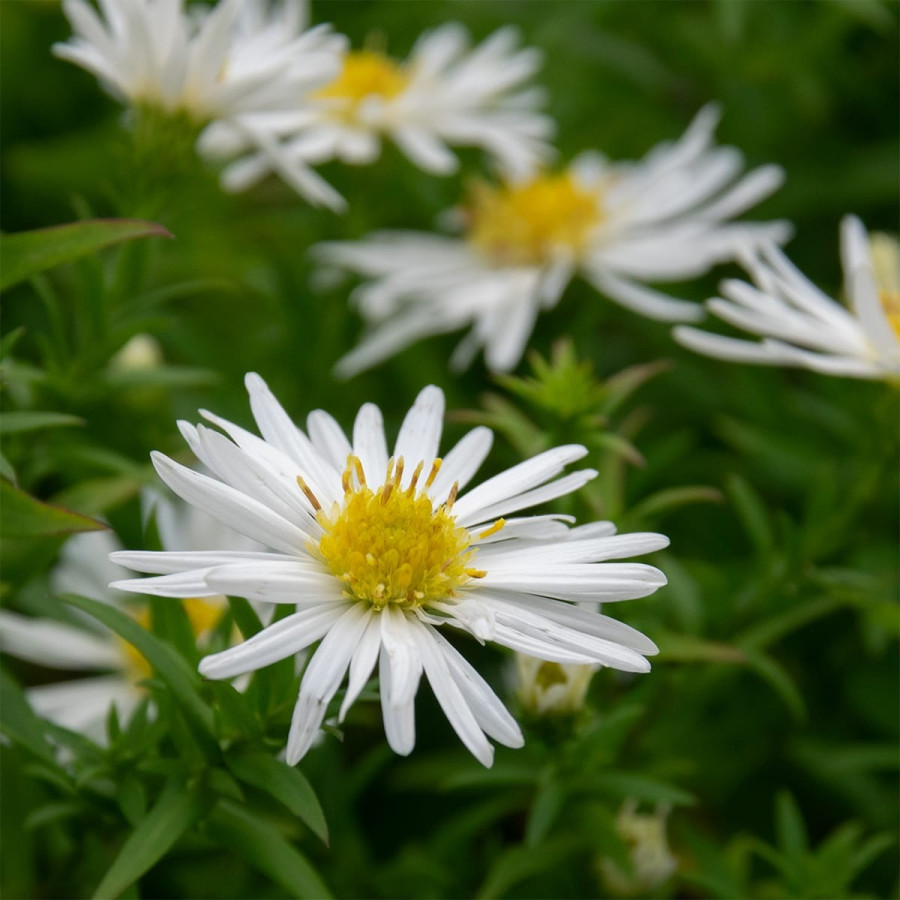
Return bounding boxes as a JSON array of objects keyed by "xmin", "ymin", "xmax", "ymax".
[
  {"xmin": 204, "ymin": 561, "xmax": 343, "ymax": 605},
  {"xmin": 199, "ymin": 604, "xmax": 347, "ymax": 680},
  {"xmin": 339, "ymin": 614, "xmax": 382, "ymax": 722},
  {"xmin": 428, "ymin": 427, "xmax": 493, "ymax": 501},
  {"xmin": 109, "ymin": 549, "xmax": 296, "ymax": 576},
  {"xmin": 393, "ymin": 385, "xmax": 445, "ymax": 480},
  {"xmin": 0, "ymin": 610, "xmax": 120, "ymax": 670},
  {"xmin": 352, "ymin": 402, "xmax": 389, "ymax": 484},
  {"xmin": 307, "ymin": 409, "xmax": 353, "ymax": 472}
]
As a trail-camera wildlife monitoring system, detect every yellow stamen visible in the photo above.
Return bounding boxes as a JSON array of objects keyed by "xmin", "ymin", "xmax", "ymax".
[
  {"xmin": 316, "ymin": 459, "xmax": 480, "ymax": 611},
  {"xmin": 466, "ymin": 173, "xmax": 602, "ymax": 266},
  {"xmin": 478, "ymin": 518, "xmax": 506, "ymax": 540},
  {"xmin": 425, "ymin": 458, "xmax": 442, "ymax": 487},
  {"xmin": 445, "ymin": 481, "xmax": 459, "ymax": 511},
  {"xmin": 296, "ymin": 476, "xmax": 321, "ymax": 511}
]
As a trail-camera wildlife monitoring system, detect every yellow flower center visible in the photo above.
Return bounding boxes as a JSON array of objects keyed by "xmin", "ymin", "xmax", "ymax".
[
  {"xmin": 869, "ymin": 232, "xmax": 900, "ymax": 339},
  {"xmin": 316, "ymin": 50, "xmax": 409, "ymax": 107},
  {"xmin": 466, "ymin": 173, "xmax": 602, "ymax": 266},
  {"xmin": 308, "ymin": 455, "xmax": 488, "ymax": 611},
  {"xmin": 119, "ymin": 598, "xmax": 225, "ymax": 684}
]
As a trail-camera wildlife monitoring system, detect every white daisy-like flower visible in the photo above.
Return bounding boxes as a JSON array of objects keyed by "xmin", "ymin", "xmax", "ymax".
[
  {"xmin": 200, "ymin": 23, "xmax": 554, "ymax": 199},
  {"xmin": 111, "ymin": 375, "xmax": 668, "ymax": 767},
  {"xmin": 53, "ymin": 0, "xmax": 348, "ymax": 208},
  {"xmin": 315, "ymin": 104, "xmax": 789, "ymax": 376},
  {"xmin": 0, "ymin": 499, "xmax": 255, "ymax": 741},
  {"xmin": 674, "ymin": 216, "xmax": 900, "ymax": 380}
]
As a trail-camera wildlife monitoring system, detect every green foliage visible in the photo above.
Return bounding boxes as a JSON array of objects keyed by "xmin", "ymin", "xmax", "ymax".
[{"xmin": 0, "ymin": 219, "xmax": 171, "ymax": 291}]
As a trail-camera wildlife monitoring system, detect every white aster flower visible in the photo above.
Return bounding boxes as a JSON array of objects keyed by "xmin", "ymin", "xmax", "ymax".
[
  {"xmin": 53, "ymin": 0, "xmax": 348, "ymax": 208},
  {"xmin": 203, "ymin": 23, "xmax": 554, "ymax": 199},
  {"xmin": 0, "ymin": 500, "xmax": 254, "ymax": 741},
  {"xmin": 316, "ymin": 103, "xmax": 789, "ymax": 376},
  {"xmin": 111, "ymin": 375, "xmax": 668, "ymax": 766},
  {"xmin": 674, "ymin": 216, "xmax": 900, "ymax": 380}
]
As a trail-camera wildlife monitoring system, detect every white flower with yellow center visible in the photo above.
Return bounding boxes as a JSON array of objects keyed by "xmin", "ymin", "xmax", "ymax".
[
  {"xmin": 111, "ymin": 375, "xmax": 668, "ymax": 766},
  {"xmin": 316, "ymin": 104, "xmax": 789, "ymax": 376},
  {"xmin": 674, "ymin": 216, "xmax": 900, "ymax": 380},
  {"xmin": 53, "ymin": 0, "xmax": 348, "ymax": 208},
  {"xmin": 204, "ymin": 23, "xmax": 554, "ymax": 198},
  {"xmin": 0, "ymin": 501, "xmax": 253, "ymax": 741}
]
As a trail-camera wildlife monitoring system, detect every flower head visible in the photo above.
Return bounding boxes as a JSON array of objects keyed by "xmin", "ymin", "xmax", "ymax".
[
  {"xmin": 205, "ymin": 23, "xmax": 554, "ymax": 200},
  {"xmin": 112, "ymin": 376, "xmax": 668, "ymax": 766},
  {"xmin": 674, "ymin": 216, "xmax": 900, "ymax": 380},
  {"xmin": 0, "ymin": 499, "xmax": 254, "ymax": 740},
  {"xmin": 316, "ymin": 104, "xmax": 789, "ymax": 376},
  {"xmin": 54, "ymin": 0, "xmax": 348, "ymax": 207}
]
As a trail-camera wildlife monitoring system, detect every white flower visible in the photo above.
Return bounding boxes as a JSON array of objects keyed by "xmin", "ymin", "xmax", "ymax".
[
  {"xmin": 674, "ymin": 216, "xmax": 900, "ymax": 380},
  {"xmin": 0, "ymin": 499, "xmax": 255, "ymax": 741},
  {"xmin": 598, "ymin": 801, "xmax": 678, "ymax": 897},
  {"xmin": 515, "ymin": 655, "xmax": 597, "ymax": 717},
  {"xmin": 111, "ymin": 375, "xmax": 668, "ymax": 766},
  {"xmin": 315, "ymin": 104, "xmax": 789, "ymax": 376},
  {"xmin": 53, "ymin": 0, "xmax": 348, "ymax": 208},
  {"xmin": 202, "ymin": 23, "xmax": 554, "ymax": 199}
]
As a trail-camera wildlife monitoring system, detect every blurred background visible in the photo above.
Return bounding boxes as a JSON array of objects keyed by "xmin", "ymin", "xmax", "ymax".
[{"xmin": 1, "ymin": 1, "xmax": 898, "ymax": 898}]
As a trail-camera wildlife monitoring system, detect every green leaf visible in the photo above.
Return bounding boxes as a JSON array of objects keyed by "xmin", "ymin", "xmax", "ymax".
[
  {"xmin": 725, "ymin": 473, "xmax": 774, "ymax": 556},
  {"xmin": 525, "ymin": 779, "xmax": 566, "ymax": 847},
  {"xmin": 0, "ymin": 411, "xmax": 84, "ymax": 435},
  {"xmin": 477, "ymin": 837, "xmax": 582, "ymax": 899},
  {"xmin": 0, "ymin": 219, "xmax": 172, "ymax": 291},
  {"xmin": 775, "ymin": 791, "xmax": 809, "ymax": 856},
  {"xmin": 92, "ymin": 779, "xmax": 203, "ymax": 900},
  {"xmin": 0, "ymin": 671, "xmax": 57, "ymax": 765},
  {"xmin": 209, "ymin": 801, "xmax": 332, "ymax": 899},
  {"xmin": 742, "ymin": 648, "xmax": 806, "ymax": 721},
  {"xmin": 580, "ymin": 771, "xmax": 696, "ymax": 807},
  {"xmin": 228, "ymin": 596, "xmax": 264, "ymax": 639},
  {"xmin": 0, "ymin": 479, "xmax": 107, "ymax": 538},
  {"xmin": 226, "ymin": 749, "xmax": 328, "ymax": 845},
  {"xmin": 60, "ymin": 593, "xmax": 216, "ymax": 749}
]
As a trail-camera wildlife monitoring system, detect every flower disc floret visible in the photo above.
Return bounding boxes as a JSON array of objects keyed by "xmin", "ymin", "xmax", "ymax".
[
  {"xmin": 315, "ymin": 456, "xmax": 480, "ymax": 610},
  {"xmin": 467, "ymin": 173, "xmax": 602, "ymax": 266},
  {"xmin": 317, "ymin": 50, "xmax": 409, "ymax": 106}
]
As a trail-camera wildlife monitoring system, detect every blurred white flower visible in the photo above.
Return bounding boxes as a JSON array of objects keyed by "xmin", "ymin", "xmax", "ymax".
[
  {"xmin": 202, "ymin": 24, "xmax": 554, "ymax": 198},
  {"xmin": 53, "ymin": 0, "xmax": 347, "ymax": 208},
  {"xmin": 316, "ymin": 104, "xmax": 789, "ymax": 376},
  {"xmin": 515, "ymin": 654, "xmax": 597, "ymax": 716},
  {"xmin": 112, "ymin": 375, "xmax": 669, "ymax": 766},
  {"xmin": 0, "ymin": 498, "xmax": 257, "ymax": 741},
  {"xmin": 598, "ymin": 801, "xmax": 678, "ymax": 897},
  {"xmin": 674, "ymin": 216, "xmax": 900, "ymax": 380}
]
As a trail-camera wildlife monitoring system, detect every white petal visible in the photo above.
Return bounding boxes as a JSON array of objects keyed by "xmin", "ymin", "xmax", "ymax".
[
  {"xmin": 307, "ymin": 409, "xmax": 352, "ymax": 472},
  {"xmin": 428, "ymin": 427, "xmax": 493, "ymax": 502},
  {"xmin": 0, "ymin": 610, "xmax": 120, "ymax": 671},
  {"xmin": 393, "ymin": 385, "xmax": 445, "ymax": 480},
  {"xmin": 352, "ymin": 402, "xmax": 389, "ymax": 484},
  {"xmin": 339, "ymin": 614, "xmax": 382, "ymax": 722},
  {"xmin": 204, "ymin": 561, "xmax": 343, "ymax": 605},
  {"xmin": 199, "ymin": 603, "xmax": 347, "ymax": 680},
  {"xmin": 109, "ymin": 549, "xmax": 296, "ymax": 576},
  {"xmin": 285, "ymin": 604, "xmax": 371, "ymax": 763}
]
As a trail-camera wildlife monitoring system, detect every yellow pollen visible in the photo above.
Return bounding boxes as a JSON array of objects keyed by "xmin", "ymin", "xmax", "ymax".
[
  {"xmin": 316, "ymin": 455, "xmax": 478, "ymax": 611},
  {"xmin": 466, "ymin": 173, "xmax": 602, "ymax": 266},
  {"xmin": 316, "ymin": 50, "xmax": 409, "ymax": 108}
]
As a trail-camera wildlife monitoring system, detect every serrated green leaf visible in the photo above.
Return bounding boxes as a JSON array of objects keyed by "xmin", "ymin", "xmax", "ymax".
[
  {"xmin": 0, "ymin": 219, "xmax": 172, "ymax": 291},
  {"xmin": 0, "ymin": 411, "xmax": 84, "ymax": 435},
  {"xmin": 226, "ymin": 749, "xmax": 328, "ymax": 845},
  {"xmin": 209, "ymin": 801, "xmax": 332, "ymax": 899},
  {"xmin": 0, "ymin": 479, "xmax": 107, "ymax": 538},
  {"xmin": 60, "ymin": 593, "xmax": 216, "ymax": 750},
  {"xmin": 92, "ymin": 779, "xmax": 203, "ymax": 900}
]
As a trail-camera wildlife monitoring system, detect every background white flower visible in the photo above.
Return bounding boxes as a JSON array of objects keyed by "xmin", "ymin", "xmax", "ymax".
[
  {"xmin": 202, "ymin": 22, "xmax": 554, "ymax": 200},
  {"xmin": 112, "ymin": 376, "xmax": 669, "ymax": 766},
  {"xmin": 674, "ymin": 215, "xmax": 900, "ymax": 380},
  {"xmin": 316, "ymin": 104, "xmax": 790, "ymax": 376},
  {"xmin": 54, "ymin": 0, "xmax": 348, "ymax": 208},
  {"xmin": 0, "ymin": 498, "xmax": 256, "ymax": 741}
]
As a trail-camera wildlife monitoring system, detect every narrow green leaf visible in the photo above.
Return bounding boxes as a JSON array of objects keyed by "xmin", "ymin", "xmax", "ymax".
[
  {"xmin": 775, "ymin": 791, "xmax": 809, "ymax": 856},
  {"xmin": 228, "ymin": 596, "xmax": 264, "ymax": 639},
  {"xmin": 0, "ymin": 219, "xmax": 172, "ymax": 291},
  {"xmin": 92, "ymin": 779, "xmax": 202, "ymax": 900},
  {"xmin": 742, "ymin": 648, "xmax": 806, "ymax": 721},
  {"xmin": 0, "ymin": 671, "xmax": 57, "ymax": 764},
  {"xmin": 0, "ymin": 411, "xmax": 84, "ymax": 435},
  {"xmin": 477, "ymin": 838, "xmax": 581, "ymax": 899},
  {"xmin": 209, "ymin": 801, "xmax": 332, "ymax": 899},
  {"xmin": 0, "ymin": 479, "xmax": 107, "ymax": 538},
  {"xmin": 60, "ymin": 593, "xmax": 216, "ymax": 748},
  {"xmin": 627, "ymin": 485, "xmax": 723, "ymax": 523},
  {"xmin": 525, "ymin": 779, "xmax": 566, "ymax": 847},
  {"xmin": 725, "ymin": 473, "xmax": 775, "ymax": 555},
  {"xmin": 226, "ymin": 749, "xmax": 328, "ymax": 845},
  {"xmin": 656, "ymin": 632, "xmax": 747, "ymax": 665},
  {"xmin": 582, "ymin": 771, "xmax": 696, "ymax": 807}
]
